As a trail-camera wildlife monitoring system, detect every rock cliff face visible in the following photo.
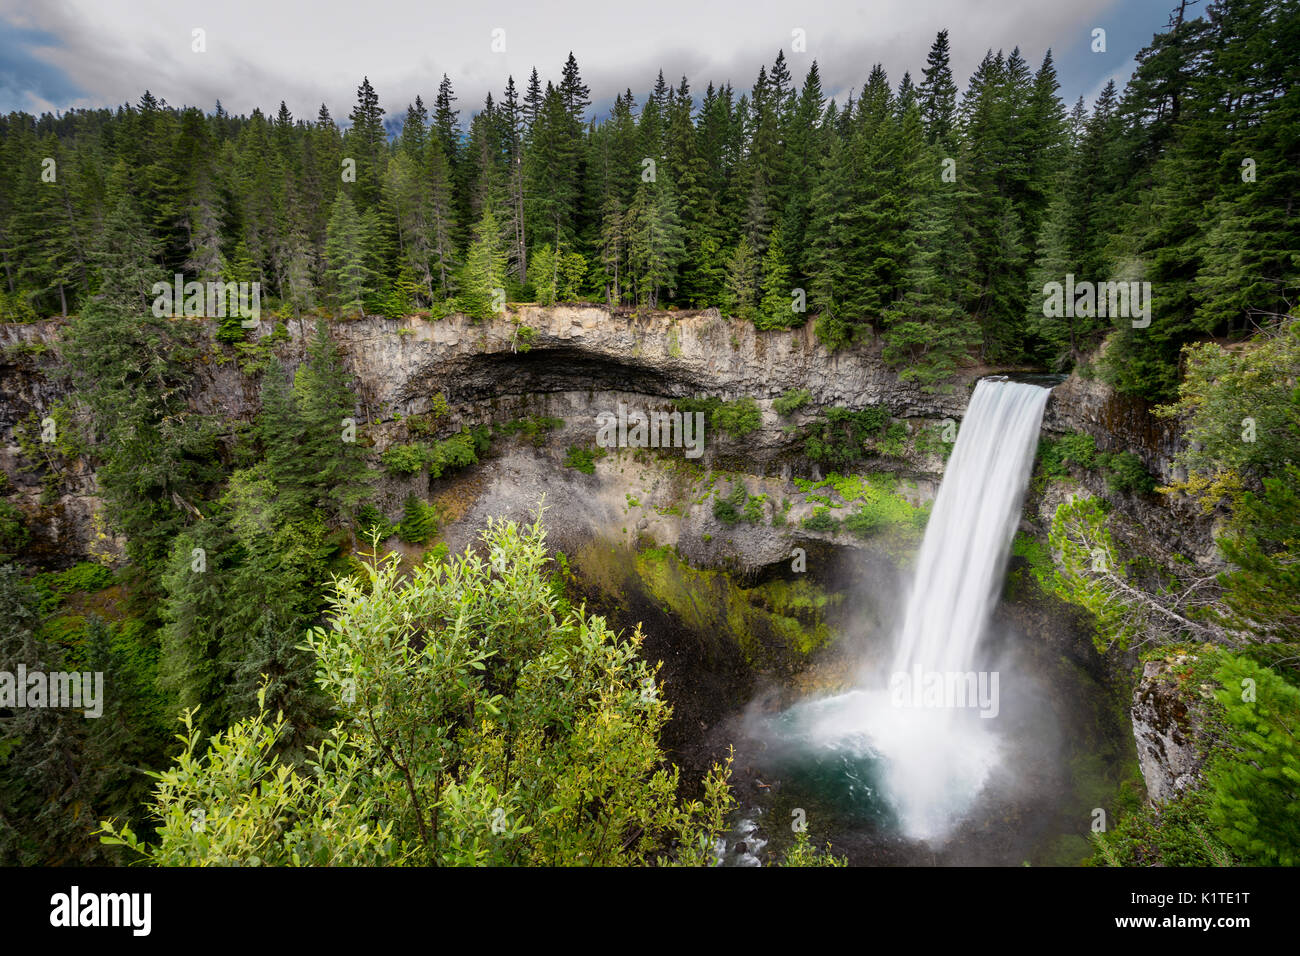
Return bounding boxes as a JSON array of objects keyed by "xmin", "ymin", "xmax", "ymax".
[
  {"xmin": 1, "ymin": 306, "xmax": 1214, "ymax": 808},
  {"xmin": 0, "ymin": 306, "xmax": 1180, "ymax": 449},
  {"xmin": 1, "ymin": 306, "xmax": 1216, "ymax": 565},
  {"xmin": 1131, "ymin": 655, "xmax": 1211, "ymax": 804}
]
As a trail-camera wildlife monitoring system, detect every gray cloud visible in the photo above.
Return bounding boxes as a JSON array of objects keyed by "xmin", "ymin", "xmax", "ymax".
[{"xmin": 1, "ymin": 0, "xmax": 1155, "ymax": 121}]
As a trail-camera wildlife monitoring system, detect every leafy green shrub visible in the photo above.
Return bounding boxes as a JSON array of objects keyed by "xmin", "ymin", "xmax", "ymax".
[
  {"xmin": 674, "ymin": 396, "xmax": 722, "ymax": 419},
  {"xmin": 803, "ymin": 406, "xmax": 891, "ymax": 467},
  {"xmin": 215, "ymin": 315, "xmax": 249, "ymax": 343},
  {"xmin": 712, "ymin": 397, "xmax": 762, "ymax": 440},
  {"xmin": 563, "ymin": 446, "xmax": 603, "ymax": 474},
  {"xmin": 801, "ymin": 506, "xmax": 839, "ymax": 533},
  {"xmin": 1089, "ymin": 788, "xmax": 1233, "ymax": 867},
  {"xmin": 773, "ymin": 388, "xmax": 812, "ymax": 417},
  {"xmin": 743, "ymin": 493, "xmax": 767, "ymax": 524},
  {"xmin": 494, "ymin": 416, "xmax": 563, "ymax": 447},
  {"xmin": 381, "ymin": 443, "xmax": 427, "ymax": 476},
  {"xmin": 1101, "ymin": 451, "xmax": 1156, "ymax": 494},
  {"xmin": 914, "ymin": 421, "xmax": 955, "ymax": 459},
  {"xmin": 38, "ymin": 561, "xmax": 114, "ymax": 596},
  {"xmin": 430, "ymin": 428, "xmax": 487, "ymax": 476},
  {"xmin": 99, "ymin": 516, "xmax": 736, "ymax": 866},
  {"xmin": 843, "ymin": 504, "xmax": 886, "ymax": 538},
  {"xmin": 878, "ymin": 421, "xmax": 908, "ymax": 458},
  {"xmin": 0, "ymin": 500, "xmax": 28, "ymax": 557},
  {"xmin": 382, "ymin": 427, "xmax": 486, "ymax": 479},
  {"xmin": 1039, "ymin": 431, "xmax": 1098, "ymax": 477},
  {"xmin": 713, "ymin": 484, "xmax": 748, "ymax": 525}
]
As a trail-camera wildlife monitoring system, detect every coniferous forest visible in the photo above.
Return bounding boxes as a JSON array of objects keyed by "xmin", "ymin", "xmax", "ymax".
[{"xmin": 0, "ymin": 0, "xmax": 1298, "ymax": 905}]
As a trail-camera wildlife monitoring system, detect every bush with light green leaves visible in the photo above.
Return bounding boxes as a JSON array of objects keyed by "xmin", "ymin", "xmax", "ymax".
[{"xmin": 101, "ymin": 514, "xmax": 737, "ymax": 866}]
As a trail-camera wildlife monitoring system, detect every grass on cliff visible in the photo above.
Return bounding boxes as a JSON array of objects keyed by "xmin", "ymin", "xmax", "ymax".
[{"xmin": 793, "ymin": 473, "xmax": 930, "ymax": 542}]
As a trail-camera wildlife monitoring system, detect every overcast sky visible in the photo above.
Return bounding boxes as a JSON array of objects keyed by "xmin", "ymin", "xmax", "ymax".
[{"xmin": 1, "ymin": 0, "xmax": 1177, "ymax": 125}]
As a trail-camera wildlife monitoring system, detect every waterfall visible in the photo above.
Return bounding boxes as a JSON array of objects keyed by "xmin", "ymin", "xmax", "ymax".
[
  {"xmin": 774, "ymin": 378, "xmax": 1051, "ymax": 842},
  {"xmin": 891, "ymin": 378, "xmax": 1052, "ymax": 679}
]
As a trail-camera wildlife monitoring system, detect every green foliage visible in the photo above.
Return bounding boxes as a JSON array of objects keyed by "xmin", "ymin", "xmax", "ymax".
[
  {"xmin": 35, "ymin": 561, "xmax": 114, "ymax": 601},
  {"xmin": 381, "ymin": 443, "xmax": 427, "ymax": 477},
  {"xmin": 1037, "ymin": 433, "xmax": 1154, "ymax": 495},
  {"xmin": 355, "ymin": 503, "xmax": 397, "ymax": 542},
  {"xmin": 103, "ymin": 516, "xmax": 736, "ymax": 865},
  {"xmin": 529, "ymin": 243, "xmax": 587, "ymax": 305},
  {"xmin": 494, "ymin": 416, "xmax": 563, "ymax": 447},
  {"xmin": 1202, "ymin": 653, "xmax": 1300, "ymax": 865},
  {"xmin": 60, "ymin": 300, "xmax": 224, "ymax": 579},
  {"xmin": 803, "ymin": 406, "xmax": 891, "ymax": 468},
  {"xmin": 562, "ymin": 445, "xmax": 604, "ymax": 474},
  {"xmin": 1215, "ymin": 464, "xmax": 1300, "ymax": 639},
  {"xmin": 382, "ymin": 427, "xmax": 486, "ymax": 478},
  {"xmin": 0, "ymin": 500, "xmax": 29, "ymax": 558},
  {"xmin": 98, "ymin": 696, "xmax": 399, "ymax": 866},
  {"xmin": 773, "ymin": 388, "xmax": 812, "ymax": 417},
  {"xmin": 455, "ymin": 206, "xmax": 507, "ymax": 320},
  {"xmin": 1158, "ymin": 319, "xmax": 1300, "ymax": 508},
  {"xmin": 757, "ymin": 225, "xmax": 799, "ymax": 329},
  {"xmin": 1089, "ymin": 788, "xmax": 1234, "ymax": 867},
  {"xmin": 1010, "ymin": 532, "xmax": 1056, "ymax": 593},
  {"xmin": 778, "ymin": 830, "xmax": 848, "ymax": 867},
  {"xmin": 397, "ymin": 495, "xmax": 441, "ymax": 545},
  {"xmin": 1048, "ymin": 495, "xmax": 1219, "ymax": 651},
  {"xmin": 1101, "ymin": 451, "xmax": 1156, "ymax": 495},
  {"xmin": 711, "ymin": 397, "xmax": 762, "ymax": 440},
  {"xmin": 794, "ymin": 472, "xmax": 928, "ymax": 541},
  {"xmin": 1093, "ymin": 649, "xmax": 1300, "ymax": 867},
  {"xmin": 722, "ymin": 236, "xmax": 759, "ymax": 324},
  {"xmin": 712, "ymin": 484, "xmax": 749, "ymax": 525},
  {"xmin": 325, "ymin": 192, "xmax": 374, "ymax": 317},
  {"xmin": 1048, "ymin": 495, "xmax": 1138, "ymax": 651},
  {"xmin": 801, "ymin": 506, "xmax": 839, "ymax": 533},
  {"xmin": 1038, "ymin": 432, "xmax": 1098, "ymax": 476},
  {"xmin": 430, "ymin": 427, "xmax": 486, "ymax": 476},
  {"xmin": 674, "ymin": 395, "xmax": 722, "ymax": 419},
  {"xmin": 214, "ymin": 315, "xmax": 250, "ymax": 343},
  {"xmin": 1, "ymin": 566, "xmax": 169, "ymax": 865}
]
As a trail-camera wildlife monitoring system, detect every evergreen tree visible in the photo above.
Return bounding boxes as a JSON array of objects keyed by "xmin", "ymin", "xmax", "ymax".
[
  {"xmin": 325, "ymin": 192, "xmax": 371, "ymax": 315},
  {"xmin": 347, "ymin": 76, "xmax": 387, "ymax": 209},
  {"xmin": 456, "ymin": 205, "xmax": 507, "ymax": 319},
  {"xmin": 758, "ymin": 223, "xmax": 796, "ymax": 329},
  {"xmin": 723, "ymin": 235, "xmax": 759, "ymax": 323},
  {"xmin": 919, "ymin": 30, "xmax": 958, "ymax": 144}
]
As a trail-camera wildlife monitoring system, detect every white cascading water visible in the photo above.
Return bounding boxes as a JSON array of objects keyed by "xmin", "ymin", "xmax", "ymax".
[
  {"xmin": 790, "ymin": 378, "xmax": 1051, "ymax": 841},
  {"xmin": 891, "ymin": 379, "xmax": 1052, "ymax": 679}
]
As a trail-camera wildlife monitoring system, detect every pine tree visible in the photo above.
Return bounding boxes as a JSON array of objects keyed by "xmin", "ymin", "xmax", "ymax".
[
  {"xmin": 723, "ymin": 235, "xmax": 759, "ymax": 323},
  {"xmin": 758, "ymin": 224, "xmax": 795, "ymax": 329},
  {"xmin": 456, "ymin": 205, "xmax": 507, "ymax": 319},
  {"xmin": 628, "ymin": 172, "xmax": 685, "ymax": 308},
  {"xmin": 347, "ymin": 76, "xmax": 387, "ymax": 209},
  {"xmin": 919, "ymin": 30, "xmax": 958, "ymax": 144},
  {"xmin": 291, "ymin": 318, "xmax": 370, "ymax": 520},
  {"xmin": 325, "ymin": 192, "xmax": 372, "ymax": 316},
  {"xmin": 94, "ymin": 170, "xmax": 162, "ymax": 310}
]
